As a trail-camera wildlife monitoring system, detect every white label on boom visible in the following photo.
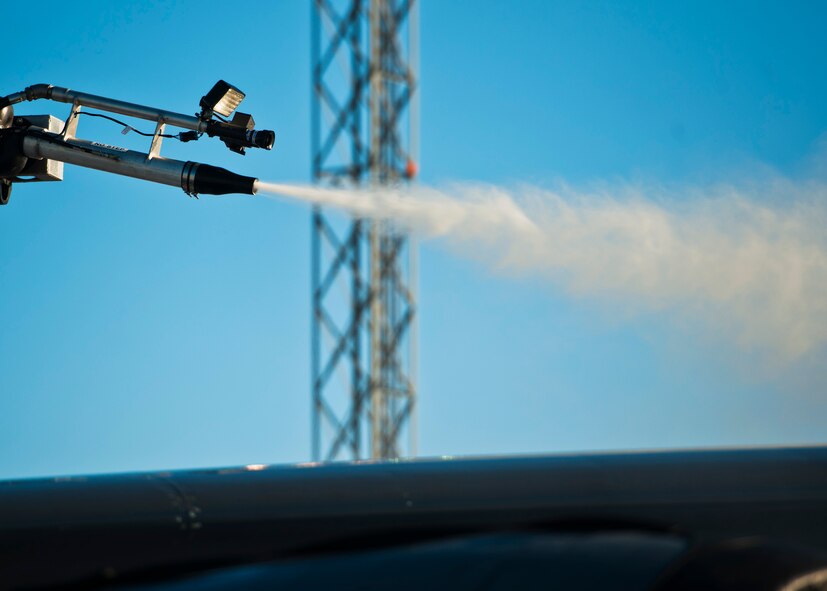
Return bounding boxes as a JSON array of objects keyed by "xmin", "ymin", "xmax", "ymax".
[{"xmin": 91, "ymin": 142, "xmax": 128, "ymax": 152}]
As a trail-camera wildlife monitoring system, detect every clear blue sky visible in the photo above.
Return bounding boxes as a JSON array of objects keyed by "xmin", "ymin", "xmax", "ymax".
[{"xmin": 1, "ymin": 1, "xmax": 826, "ymax": 479}]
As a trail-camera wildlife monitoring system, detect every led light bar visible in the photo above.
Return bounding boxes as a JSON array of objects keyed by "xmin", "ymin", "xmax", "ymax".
[{"xmin": 200, "ymin": 80, "xmax": 245, "ymax": 118}]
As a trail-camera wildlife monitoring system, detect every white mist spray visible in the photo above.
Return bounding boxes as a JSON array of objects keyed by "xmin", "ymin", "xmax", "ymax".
[{"xmin": 254, "ymin": 178, "xmax": 827, "ymax": 361}]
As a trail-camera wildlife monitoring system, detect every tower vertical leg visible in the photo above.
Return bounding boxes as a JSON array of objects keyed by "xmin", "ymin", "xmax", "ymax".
[{"xmin": 312, "ymin": 0, "xmax": 417, "ymax": 461}]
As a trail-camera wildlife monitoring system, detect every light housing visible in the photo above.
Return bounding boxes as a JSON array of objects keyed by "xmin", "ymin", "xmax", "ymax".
[{"xmin": 200, "ymin": 80, "xmax": 245, "ymax": 119}]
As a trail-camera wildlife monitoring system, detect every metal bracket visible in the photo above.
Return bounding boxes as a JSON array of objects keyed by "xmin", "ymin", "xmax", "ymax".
[
  {"xmin": 62, "ymin": 101, "xmax": 81, "ymax": 139},
  {"xmin": 147, "ymin": 119, "xmax": 166, "ymax": 161}
]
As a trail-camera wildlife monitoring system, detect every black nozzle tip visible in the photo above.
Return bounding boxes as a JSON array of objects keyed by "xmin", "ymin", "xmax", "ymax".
[{"xmin": 182, "ymin": 162, "xmax": 256, "ymax": 196}]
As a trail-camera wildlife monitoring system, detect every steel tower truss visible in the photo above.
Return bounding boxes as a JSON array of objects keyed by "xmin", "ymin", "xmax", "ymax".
[{"xmin": 311, "ymin": 0, "xmax": 418, "ymax": 460}]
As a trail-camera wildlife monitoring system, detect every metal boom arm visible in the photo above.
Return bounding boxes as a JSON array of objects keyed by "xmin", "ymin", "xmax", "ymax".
[{"xmin": 0, "ymin": 81, "xmax": 276, "ymax": 205}]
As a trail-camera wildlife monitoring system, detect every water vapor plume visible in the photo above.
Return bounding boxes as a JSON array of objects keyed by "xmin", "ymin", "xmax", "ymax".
[{"xmin": 255, "ymin": 178, "xmax": 827, "ymax": 362}]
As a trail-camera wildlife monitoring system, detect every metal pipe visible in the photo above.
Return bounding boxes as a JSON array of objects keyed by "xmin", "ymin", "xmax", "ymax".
[
  {"xmin": 22, "ymin": 130, "xmax": 257, "ymax": 196},
  {"xmin": 5, "ymin": 84, "xmax": 207, "ymax": 132},
  {"xmin": 50, "ymin": 86, "xmax": 206, "ymax": 131},
  {"xmin": 23, "ymin": 132, "xmax": 189, "ymax": 188},
  {"xmin": 2, "ymin": 84, "xmax": 275, "ymax": 151}
]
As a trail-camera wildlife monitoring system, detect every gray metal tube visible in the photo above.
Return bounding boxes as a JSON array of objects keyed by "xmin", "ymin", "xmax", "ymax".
[
  {"xmin": 2, "ymin": 85, "xmax": 276, "ymax": 153},
  {"xmin": 47, "ymin": 86, "xmax": 207, "ymax": 131},
  {"xmin": 3, "ymin": 84, "xmax": 206, "ymax": 132},
  {"xmin": 21, "ymin": 130, "xmax": 258, "ymax": 196},
  {"xmin": 22, "ymin": 132, "xmax": 187, "ymax": 189}
]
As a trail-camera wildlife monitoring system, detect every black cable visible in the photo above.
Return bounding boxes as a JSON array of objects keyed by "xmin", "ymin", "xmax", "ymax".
[
  {"xmin": 75, "ymin": 112, "xmax": 180, "ymax": 138},
  {"xmin": 62, "ymin": 111, "xmax": 202, "ymax": 143}
]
